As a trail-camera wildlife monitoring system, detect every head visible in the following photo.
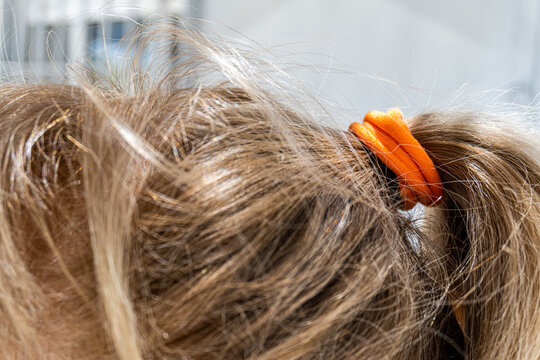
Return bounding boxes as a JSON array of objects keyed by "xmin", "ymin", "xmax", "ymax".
[{"xmin": 1, "ymin": 25, "xmax": 539, "ymax": 360}]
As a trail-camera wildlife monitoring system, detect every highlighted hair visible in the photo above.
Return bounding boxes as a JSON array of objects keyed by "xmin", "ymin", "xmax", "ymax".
[{"xmin": 0, "ymin": 24, "xmax": 539, "ymax": 359}]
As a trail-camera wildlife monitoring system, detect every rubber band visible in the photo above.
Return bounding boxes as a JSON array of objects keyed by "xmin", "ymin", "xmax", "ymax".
[{"xmin": 349, "ymin": 108, "xmax": 443, "ymax": 209}]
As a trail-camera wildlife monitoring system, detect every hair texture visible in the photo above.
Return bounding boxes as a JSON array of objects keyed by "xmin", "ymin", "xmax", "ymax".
[{"xmin": 0, "ymin": 24, "xmax": 539, "ymax": 360}]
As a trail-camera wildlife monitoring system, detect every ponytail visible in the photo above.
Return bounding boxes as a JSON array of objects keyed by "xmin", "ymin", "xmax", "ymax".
[{"xmin": 411, "ymin": 112, "xmax": 540, "ymax": 359}]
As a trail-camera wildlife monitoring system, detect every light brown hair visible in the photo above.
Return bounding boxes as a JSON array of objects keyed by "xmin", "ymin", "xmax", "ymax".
[{"xmin": 1, "ymin": 25, "xmax": 539, "ymax": 359}]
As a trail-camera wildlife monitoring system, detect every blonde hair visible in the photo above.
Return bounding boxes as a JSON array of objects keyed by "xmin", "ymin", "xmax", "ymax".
[{"xmin": 1, "ymin": 24, "xmax": 539, "ymax": 359}]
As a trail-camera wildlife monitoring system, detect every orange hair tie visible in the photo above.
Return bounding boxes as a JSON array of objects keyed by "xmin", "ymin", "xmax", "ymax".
[{"xmin": 349, "ymin": 108, "xmax": 443, "ymax": 209}]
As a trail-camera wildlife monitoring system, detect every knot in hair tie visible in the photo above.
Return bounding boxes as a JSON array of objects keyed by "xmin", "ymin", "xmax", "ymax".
[{"xmin": 349, "ymin": 108, "xmax": 443, "ymax": 209}]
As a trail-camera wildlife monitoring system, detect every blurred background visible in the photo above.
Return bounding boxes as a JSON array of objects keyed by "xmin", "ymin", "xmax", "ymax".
[{"xmin": 1, "ymin": 0, "xmax": 539, "ymax": 113}]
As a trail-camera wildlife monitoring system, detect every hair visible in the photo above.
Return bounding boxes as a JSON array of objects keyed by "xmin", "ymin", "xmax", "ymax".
[{"xmin": 0, "ymin": 24, "xmax": 539, "ymax": 360}]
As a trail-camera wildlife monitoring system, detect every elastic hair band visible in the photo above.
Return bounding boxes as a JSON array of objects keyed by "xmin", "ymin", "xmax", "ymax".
[{"xmin": 349, "ymin": 108, "xmax": 443, "ymax": 209}]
